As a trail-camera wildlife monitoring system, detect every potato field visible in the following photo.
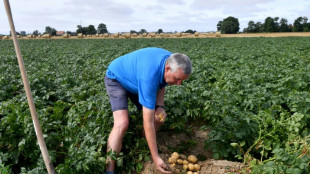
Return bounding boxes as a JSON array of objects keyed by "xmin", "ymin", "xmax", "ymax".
[{"xmin": 0, "ymin": 37, "xmax": 310, "ymax": 174}]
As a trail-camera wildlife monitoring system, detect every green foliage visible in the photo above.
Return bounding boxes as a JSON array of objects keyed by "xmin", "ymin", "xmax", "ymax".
[
  {"xmin": 0, "ymin": 163, "xmax": 13, "ymax": 174},
  {"xmin": 1, "ymin": 37, "xmax": 310, "ymax": 173},
  {"xmin": 97, "ymin": 23, "xmax": 108, "ymax": 34},
  {"xmin": 220, "ymin": 16, "xmax": 240, "ymax": 34}
]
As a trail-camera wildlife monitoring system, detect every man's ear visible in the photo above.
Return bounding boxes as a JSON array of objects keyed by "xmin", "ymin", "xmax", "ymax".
[{"xmin": 165, "ymin": 64, "xmax": 170, "ymax": 72}]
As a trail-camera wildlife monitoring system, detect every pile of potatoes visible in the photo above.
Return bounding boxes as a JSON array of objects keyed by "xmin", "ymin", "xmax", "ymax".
[{"xmin": 167, "ymin": 152, "xmax": 201, "ymax": 174}]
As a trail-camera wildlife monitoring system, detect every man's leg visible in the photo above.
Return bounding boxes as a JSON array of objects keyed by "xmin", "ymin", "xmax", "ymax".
[{"xmin": 106, "ymin": 110, "xmax": 129, "ymax": 172}]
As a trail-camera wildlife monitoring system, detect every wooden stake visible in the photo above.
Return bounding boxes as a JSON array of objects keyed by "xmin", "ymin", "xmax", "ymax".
[{"xmin": 3, "ymin": 0, "xmax": 56, "ymax": 173}]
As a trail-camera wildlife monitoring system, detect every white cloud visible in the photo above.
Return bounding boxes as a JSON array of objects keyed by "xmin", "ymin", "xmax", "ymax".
[{"xmin": 0, "ymin": 0, "xmax": 309, "ymax": 35}]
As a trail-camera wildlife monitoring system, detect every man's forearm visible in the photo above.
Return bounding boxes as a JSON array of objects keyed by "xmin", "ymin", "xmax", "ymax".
[
  {"xmin": 156, "ymin": 87, "xmax": 165, "ymax": 106},
  {"xmin": 143, "ymin": 107, "xmax": 159, "ymax": 160}
]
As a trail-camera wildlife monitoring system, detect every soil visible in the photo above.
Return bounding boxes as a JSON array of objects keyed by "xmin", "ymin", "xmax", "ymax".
[{"xmin": 141, "ymin": 128, "xmax": 246, "ymax": 174}]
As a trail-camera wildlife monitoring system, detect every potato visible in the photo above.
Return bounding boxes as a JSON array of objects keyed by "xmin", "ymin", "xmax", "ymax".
[
  {"xmin": 188, "ymin": 155, "xmax": 198, "ymax": 163},
  {"xmin": 168, "ymin": 157, "xmax": 172, "ymax": 163},
  {"xmin": 158, "ymin": 113, "xmax": 164, "ymax": 122},
  {"xmin": 168, "ymin": 157, "xmax": 177, "ymax": 164},
  {"xmin": 169, "ymin": 164, "xmax": 179, "ymax": 174},
  {"xmin": 177, "ymin": 159, "xmax": 183, "ymax": 164},
  {"xmin": 175, "ymin": 169, "xmax": 181, "ymax": 173},
  {"xmin": 193, "ymin": 172, "xmax": 198, "ymax": 174},
  {"xmin": 187, "ymin": 171, "xmax": 193, "ymax": 174},
  {"xmin": 171, "ymin": 152, "xmax": 179, "ymax": 159},
  {"xmin": 194, "ymin": 164, "xmax": 201, "ymax": 171},
  {"xmin": 183, "ymin": 164, "xmax": 188, "ymax": 170},
  {"xmin": 183, "ymin": 160, "xmax": 189, "ymax": 165},
  {"xmin": 188, "ymin": 163, "xmax": 195, "ymax": 171}
]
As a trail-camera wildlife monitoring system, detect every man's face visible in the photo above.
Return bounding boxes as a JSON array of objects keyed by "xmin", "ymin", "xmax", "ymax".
[{"xmin": 164, "ymin": 65, "xmax": 189, "ymax": 86}]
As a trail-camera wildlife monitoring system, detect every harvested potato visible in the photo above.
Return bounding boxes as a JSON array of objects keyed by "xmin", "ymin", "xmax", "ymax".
[
  {"xmin": 183, "ymin": 164, "xmax": 188, "ymax": 170},
  {"xmin": 183, "ymin": 160, "xmax": 189, "ymax": 165},
  {"xmin": 158, "ymin": 113, "xmax": 164, "ymax": 122},
  {"xmin": 168, "ymin": 157, "xmax": 177, "ymax": 164},
  {"xmin": 194, "ymin": 164, "xmax": 201, "ymax": 171},
  {"xmin": 188, "ymin": 163, "xmax": 195, "ymax": 171},
  {"xmin": 188, "ymin": 155, "xmax": 198, "ymax": 163},
  {"xmin": 177, "ymin": 159, "xmax": 183, "ymax": 164},
  {"xmin": 171, "ymin": 152, "xmax": 179, "ymax": 159},
  {"xmin": 187, "ymin": 171, "xmax": 193, "ymax": 174},
  {"xmin": 175, "ymin": 169, "xmax": 181, "ymax": 173},
  {"xmin": 193, "ymin": 172, "xmax": 198, "ymax": 174},
  {"xmin": 168, "ymin": 164, "xmax": 180, "ymax": 174}
]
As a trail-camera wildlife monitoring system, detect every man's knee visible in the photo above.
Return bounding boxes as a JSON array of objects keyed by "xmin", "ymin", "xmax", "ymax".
[{"xmin": 114, "ymin": 119, "xmax": 129, "ymax": 135}]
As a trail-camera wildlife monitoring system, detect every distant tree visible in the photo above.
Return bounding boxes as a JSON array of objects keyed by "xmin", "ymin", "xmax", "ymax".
[
  {"xmin": 217, "ymin": 21, "xmax": 222, "ymax": 31},
  {"xmin": 9, "ymin": 31, "xmax": 20, "ymax": 36},
  {"xmin": 302, "ymin": 17, "xmax": 309, "ymax": 32},
  {"xmin": 130, "ymin": 30, "xmax": 138, "ymax": 34},
  {"xmin": 246, "ymin": 21, "xmax": 256, "ymax": 33},
  {"xmin": 139, "ymin": 29, "xmax": 147, "ymax": 34},
  {"xmin": 185, "ymin": 29, "xmax": 196, "ymax": 34},
  {"xmin": 45, "ymin": 26, "xmax": 52, "ymax": 34},
  {"xmin": 288, "ymin": 24, "xmax": 294, "ymax": 32},
  {"xmin": 76, "ymin": 25, "xmax": 86, "ymax": 34},
  {"xmin": 87, "ymin": 25, "xmax": 97, "ymax": 35},
  {"xmin": 32, "ymin": 30, "xmax": 40, "ymax": 36},
  {"xmin": 274, "ymin": 17, "xmax": 280, "ymax": 32},
  {"xmin": 44, "ymin": 26, "xmax": 57, "ymax": 36},
  {"xmin": 66, "ymin": 31, "xmax": 72, "ymax": 35},
  {"xmin": 264, "ymin": 17, "xmax": 276, "ymax": 32},
  {"xmin": 255, "ymin": 22, "xmax": 263, "ymax": 32},
  {"xmin": 157, "ymin": 29, "xmax": 163, "ymax": 34},
  {"xmin": 221, "ymin": 16, "xmax": 240, "ymax": 34},
  {"xmin": 97, "ymin": 23, "xmax": 108, "ymax": 34},
  {"xmin": 293, "ymin": 17, "xmax": 303, "ymax": 32},
  {"xmin": 279, "ymin": 18, "xmax": 289, "ymax": 32}
]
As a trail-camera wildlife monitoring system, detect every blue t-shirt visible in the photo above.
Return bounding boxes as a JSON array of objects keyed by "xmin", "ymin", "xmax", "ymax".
[{"xmin": 106, "ymin": 47, "xmax": 171, "ymax": 109}]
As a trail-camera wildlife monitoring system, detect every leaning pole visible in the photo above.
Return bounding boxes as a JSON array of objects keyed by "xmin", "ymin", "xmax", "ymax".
[{"xmin": 3, "ymin": 0, "xmax": 56, "ymax": 173}]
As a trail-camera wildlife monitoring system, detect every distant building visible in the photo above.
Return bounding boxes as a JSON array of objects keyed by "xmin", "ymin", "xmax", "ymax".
[{"xmin": 56, "ymin": 31, "xmax": 65, "ymax": 36}]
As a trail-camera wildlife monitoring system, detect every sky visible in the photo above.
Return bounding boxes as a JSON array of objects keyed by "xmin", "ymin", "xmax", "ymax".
[{"xmin": 1, "ymin": 0, "xmax": 310, "ymax": 35}]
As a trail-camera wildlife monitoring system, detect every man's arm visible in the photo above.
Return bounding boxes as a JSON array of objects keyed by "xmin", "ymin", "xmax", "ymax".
[
  {"xmin": 156, "ymin": 87, "xmax": 165, "ymax": 106},
  {"xmin": 155, "ymin": 87, "xmax": 166, "ymax": 123},
  {"xmin": 143, "ymin": 106, "xmax": 170, "ymax": 173}
]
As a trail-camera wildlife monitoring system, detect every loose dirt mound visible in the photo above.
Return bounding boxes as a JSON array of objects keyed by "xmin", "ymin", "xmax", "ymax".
[{"xmin": 141, "ymin": 129, "xmax": 246, "ymax": 174}]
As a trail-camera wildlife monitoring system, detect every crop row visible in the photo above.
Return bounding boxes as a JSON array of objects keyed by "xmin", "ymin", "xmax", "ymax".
[{"xmin": 0, "ymin": 37, "xmax": 309, "ymax": 173}]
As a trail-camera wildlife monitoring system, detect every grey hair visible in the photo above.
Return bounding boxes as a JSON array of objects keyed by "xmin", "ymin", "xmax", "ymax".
[{"xmin": 166, "ymin": 53, "xmax": 192, "ymax": 75}]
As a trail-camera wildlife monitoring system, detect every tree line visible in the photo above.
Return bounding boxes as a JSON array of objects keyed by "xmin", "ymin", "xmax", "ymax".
[
  {"xmin": 8, "ymin": 16, "xmax": 310, "ymax": 36},
  {"xmin": 22, "ymin": 24, "xmax": 196, "ymax": 37},
  {"xmin": 218, "ymin": 16, "xmax": 310, "ymax": 34},
  {"xmin": 10, "ymin": 23, "xmax": 109, "ymax": 36}
]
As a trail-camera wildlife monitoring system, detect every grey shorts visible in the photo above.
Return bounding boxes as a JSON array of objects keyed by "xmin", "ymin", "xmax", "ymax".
[{"xmin": 104, "ymin": 75, "xmax": 142, "ymax": 112}]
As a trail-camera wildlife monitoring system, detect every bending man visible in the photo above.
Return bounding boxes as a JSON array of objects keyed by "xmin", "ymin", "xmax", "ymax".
[{"xmin": 104, "ymin": 47, "xmax": 192, "ymax": 173}]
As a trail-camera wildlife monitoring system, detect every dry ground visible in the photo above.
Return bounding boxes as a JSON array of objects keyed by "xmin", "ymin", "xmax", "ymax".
[{"xmin": 141, "ymin": 128, "xmax": 246, "ymax": 174}]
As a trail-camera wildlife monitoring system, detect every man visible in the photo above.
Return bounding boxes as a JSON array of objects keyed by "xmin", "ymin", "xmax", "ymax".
[{"xmin": 104, "ymin": 47, "xmax": 192, "ymax": 173}]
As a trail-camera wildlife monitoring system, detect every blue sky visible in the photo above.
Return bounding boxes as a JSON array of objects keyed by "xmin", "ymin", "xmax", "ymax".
[{"xmin": 1, "ymin": 0, "xmax": 309, "ymax": 35}]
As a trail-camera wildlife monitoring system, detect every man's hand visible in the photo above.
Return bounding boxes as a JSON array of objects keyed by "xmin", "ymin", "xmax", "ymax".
[
  {"xmin": 154, "ymin": 156, "xmax": 171, "ymax": 173},
  {"xmin": 155, "ymin": 108, "xmax": 166, "ymax": 123}
]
